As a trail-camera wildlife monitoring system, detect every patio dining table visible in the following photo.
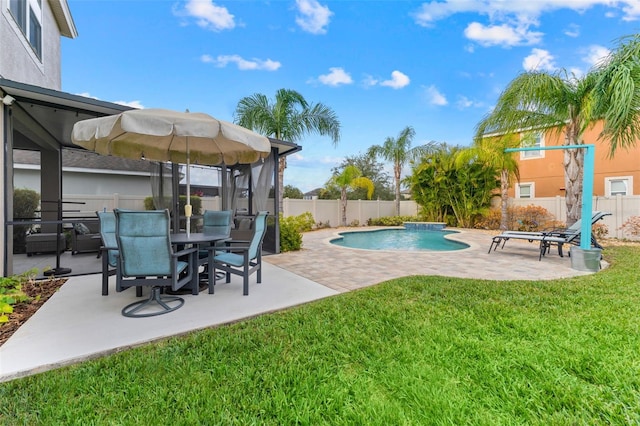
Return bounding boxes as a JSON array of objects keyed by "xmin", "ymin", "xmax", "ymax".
[{"xmin": 170, "ymin": 232, "xmax": 231, "ymax": 295}]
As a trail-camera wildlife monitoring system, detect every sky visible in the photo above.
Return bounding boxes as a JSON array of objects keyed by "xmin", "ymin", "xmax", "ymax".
[{"xmin": 62, "ymin": 0, "xmax": 640, "ymax": 192}]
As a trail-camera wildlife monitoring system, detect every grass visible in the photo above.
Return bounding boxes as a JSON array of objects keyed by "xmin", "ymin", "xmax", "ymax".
[{"xmin": 1, "ymin": 245, "xmax": 640, "ymax": 424}]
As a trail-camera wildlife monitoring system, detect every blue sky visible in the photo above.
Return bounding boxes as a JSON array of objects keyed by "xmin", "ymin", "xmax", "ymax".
[{"xmin": 62, "ymin": 0, "xmax": 640, "ymax": 192}]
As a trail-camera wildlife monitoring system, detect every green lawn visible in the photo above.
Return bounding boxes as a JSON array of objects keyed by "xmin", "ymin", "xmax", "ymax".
[{"xmin": 1, "ymin": 245, "xmax": 639, "ymax": 425}]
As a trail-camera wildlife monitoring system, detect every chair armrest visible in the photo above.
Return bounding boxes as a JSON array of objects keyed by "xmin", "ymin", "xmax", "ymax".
[{"xmin": 173, "ymin": 247, "xmax": 198, "ymax": 258}]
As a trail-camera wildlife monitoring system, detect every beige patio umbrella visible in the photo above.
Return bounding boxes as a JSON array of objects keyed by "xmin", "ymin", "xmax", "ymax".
[{"xmin": 71, "ymin": 108, "xmax": 271, "ymax": 233}]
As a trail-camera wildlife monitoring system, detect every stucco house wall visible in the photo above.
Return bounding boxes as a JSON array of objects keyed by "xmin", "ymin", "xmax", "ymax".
[
  {"xmin": 511, "ymin": 121, "xmax": 640, "ymax": 199},
  {"xmin": 0, "ymin": 0, "xmax": 75, "ymax": 90}
]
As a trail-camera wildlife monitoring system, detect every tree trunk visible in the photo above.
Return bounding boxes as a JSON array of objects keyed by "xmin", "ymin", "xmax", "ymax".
[
  {"xmin": 563, "ymin": 148, "xmax": 584, "ymax": 227},
  {"xmin": 278, "ymin": 156, "xmax": 286, "ymax": 214},
  {"xmin": 340, "ymin": 188, "xmax": 347, "ymax": 227},
  {"xmin": 394, "ymin": 163, "xmax": 401, "ymax": 216},
  {"xmin": 563, "ymin": 121, "xmax": 584, "ymax": 228},
  {"xmin": 500, "ymin": 168, "xmax": 509, "ymax": 231}
]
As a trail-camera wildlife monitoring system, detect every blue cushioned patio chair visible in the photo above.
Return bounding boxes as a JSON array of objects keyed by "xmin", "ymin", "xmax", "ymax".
[
  {"xmin": 114, "ymin": 209, "xmax": 198, "ymax": 317},
  {"xmin": 208, "ymin": 211, "xmax": 268, "ymax": 296},
  {"xmin": 97, "ymin": 211, "xmax": 142, "ymax": 297},
  {"xmin": 198, "ymin": 210, "xmax": 233, "ymax": 280}
]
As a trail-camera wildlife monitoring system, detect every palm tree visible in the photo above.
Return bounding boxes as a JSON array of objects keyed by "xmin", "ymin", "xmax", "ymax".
[
  {"xmin": 475, "ymin": 70, "xmax": 600, "ymax": 226},
  {"xmin": 329, "ymin": 165, "xmax": 374, "ymax": 226},
  {"xmin": 368, "ymin": 126, "xmax": 433, "ymax": 216},
  {"xmin": 458, "ymin": 134, "xmax": 520, "ymax": 231},
  {"xmin": 594, "ymin": 34, "xmax": 640, "ymax": 155},
  {"xmin": 234, "ymin": 89, "xmax": 341, "ymax": 212}
]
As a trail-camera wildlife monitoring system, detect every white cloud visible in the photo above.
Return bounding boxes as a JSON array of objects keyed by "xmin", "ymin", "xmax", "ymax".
[
  {"xmin": 295, "ymin": 0, "xmax": 333, "ymax": 34},
  {"xmin": 317, "ymin": 67, "xmax": 353, "ymax": 86},
  {"xmin": 564, "ymin": 23, "xmax": 580, "ymax": 37},
  {"xmin": 362, "ymin": 75, "xmax": 379, "ymax": 88},
  {"xmin": 456, "ymin": 95, "xmax": 483, "ymax": 109},
  {"xmin": 75, "ymin": 92, "xmax": 144, "ymax": 109},
  {"xmin": 113, "ymin": 100, "xmax": 145, "ymax": 109},
  {"xmin": 176, "ymin": 0, "xmax": 235, "ymax": 32},
  {"xmin": 523, "ymin": 48, "xmax": 556, "ymax": 71},
  {"xmin": 464, "ymin": 22, "xmax": 542, "ymax": 47},
  {"xmin": 413, "ymin": 1, "xmax": 640, "ymax": 26},
  {"xmin": 201, "ymin": 54, "xmax": 281, "ymax": 71},
  {"xmin": 413, "ymin": 1, "xmax": 640, "ymax": 47},
  {"xmin": 582, "ymin": 44, "xmax": 611, "ymax": 67},
  {"xmin": 425, "ymin": 85, "xmax": 447, "ymax": 106},
  {"xmin": 380, "ymin": 70, "xmax": 411, "ymax": 89}
]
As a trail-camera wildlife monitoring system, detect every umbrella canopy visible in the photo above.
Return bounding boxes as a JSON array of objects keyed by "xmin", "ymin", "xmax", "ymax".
[
  {"xmin": 71, "ymin": 108, "xmax": 271, "ymax": 166},
  {"xmin": 71, "ymin": 108, "xmax": 271, "ymax": 234}
]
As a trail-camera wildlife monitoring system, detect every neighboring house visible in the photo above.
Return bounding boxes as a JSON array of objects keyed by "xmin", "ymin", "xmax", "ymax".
[
  {"xmin": 303, "ymin": 188, "xmax": 322, "ymax": 200},
  {"xmin": 511, "ymin": 121, "xmax": 639, "ymax": 200},
  {"xmin": 14, "ymin": 149, "xmax": 154, "ymax": 196}
]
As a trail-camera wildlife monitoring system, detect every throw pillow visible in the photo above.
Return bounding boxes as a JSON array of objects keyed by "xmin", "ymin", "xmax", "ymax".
[{"xmin": 74, "ymin": 223, "xmax": 91, "ymax": 235}]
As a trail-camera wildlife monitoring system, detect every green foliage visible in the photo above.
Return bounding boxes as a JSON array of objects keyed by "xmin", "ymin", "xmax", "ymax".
[
  {"xmin": 367, "ymin": 215, "xmax": 419, "ymax": 226},
  {"xmin": 0, "ymin": 269, "xmax": 36, "ymax": 324},
  {"xmin": 13, "ymin": 189, "xmax": 40, "ymax": 254},
  {"xmin": 326, "ymin": 152, "xmax": 394, "ymax": 201},
  {"xmin": 407, "ymin": 144, "xmax": 499, "ymax": 227},
  {"xmin": 279, "ymin": 214, "xmax": 305, "ymax": 252},
  {"xmin": 283, "ymin": 185, "xmax": 304, "ymax": 199}
]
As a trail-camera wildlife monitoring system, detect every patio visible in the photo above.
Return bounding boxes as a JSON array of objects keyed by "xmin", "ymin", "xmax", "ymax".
[{"xmin": 0, "ymin": 227, "xmax": 593, "ymax": 382}]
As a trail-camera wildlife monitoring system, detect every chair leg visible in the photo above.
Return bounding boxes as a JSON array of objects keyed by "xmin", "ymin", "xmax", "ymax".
[{"xmin": 121, "ymin": 287, "xmax": 184, "ymax": 318}]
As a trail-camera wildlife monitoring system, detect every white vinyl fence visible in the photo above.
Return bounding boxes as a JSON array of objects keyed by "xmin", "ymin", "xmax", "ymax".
[
  {"xmin": 509, "ymin": 195, "xmax": 640, "ymax": 240},
  {"xmin": 60, "ymin": 193, "xmax": 639, "ymax": 239}
]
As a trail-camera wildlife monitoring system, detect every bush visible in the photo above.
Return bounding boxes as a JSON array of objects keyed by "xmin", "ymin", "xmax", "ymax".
[
  {"xmin": 475, "ymin": 205, "xmax": 557, "ymax": 231},
  {"xmin": 619, "ymin": 216, "xmax": 640, "ymax": 238},
  {"xmin": 13, "ymin": 189, "xmax": 40, "ymax": 254},
  {"xmin": 279, "ymin": 214, "xmax": 304, "ymax": 252},
  {"xmin": 367, "ymin": 216, "xmax": 419, "ymax": 226}
]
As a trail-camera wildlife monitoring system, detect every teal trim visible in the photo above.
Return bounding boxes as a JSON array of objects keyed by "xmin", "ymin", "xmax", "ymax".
[{"xmin": 505, "ymin": 144, "xmax": 595, "ymax": 250}]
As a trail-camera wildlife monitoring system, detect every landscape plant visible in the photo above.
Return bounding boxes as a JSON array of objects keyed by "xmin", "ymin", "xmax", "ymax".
[
  {"xmin": 0, "ymin": 270, "xmax": 37, "ymax": 324},
  {"xmin": 0, "ymin": 246, "xmax": 638, "ymax": 424},
  {"xmin": 12, "ymin": 189, "xmax": 40, "ymax": 254},
  {"xmin": 235, "ymin": 89, "xmax": 341, "ymax": 212}
]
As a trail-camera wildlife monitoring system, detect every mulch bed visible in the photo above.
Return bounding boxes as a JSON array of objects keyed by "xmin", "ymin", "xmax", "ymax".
[{"xmin": 0, "ymin": 278, "xmax": 67, "ymax": 347}]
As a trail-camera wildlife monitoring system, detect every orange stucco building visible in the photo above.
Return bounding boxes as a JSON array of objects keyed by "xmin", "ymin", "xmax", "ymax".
[{"xmin": 511, "ymin": 121, "xmax": 639, "ymax": 199}]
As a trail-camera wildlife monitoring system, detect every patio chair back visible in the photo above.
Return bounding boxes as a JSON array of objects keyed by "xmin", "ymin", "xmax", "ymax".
[
  {"xmin": 202, "ymin": 210, "xmax": 232, "ymax": 236},
  {"xmin": 249, "ymin": 211, "xmax": 268, "ymax": 260},
  {"xmin": 115, "ymin": 209, "xmax": 173, "ymax": 277},
  {"xmin": 97, "ymin": 211, "xmax": 118, "ymax": 267}
]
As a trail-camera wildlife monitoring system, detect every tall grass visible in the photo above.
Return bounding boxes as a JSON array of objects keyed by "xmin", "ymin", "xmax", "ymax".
[{"xmin": 1, "ymin": 245, "xmax": 639, "ymax": 424}]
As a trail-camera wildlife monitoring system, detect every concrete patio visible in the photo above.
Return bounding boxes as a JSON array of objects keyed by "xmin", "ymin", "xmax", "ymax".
[{"xmin": 0, "ymin": 227, "xmax": 594, "ymax": 382}]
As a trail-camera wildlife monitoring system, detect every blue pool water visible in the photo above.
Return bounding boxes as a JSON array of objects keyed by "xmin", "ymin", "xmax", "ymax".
[{"xmin": 331, "ymin": 229, "xmax": 469, "ymax": 251}]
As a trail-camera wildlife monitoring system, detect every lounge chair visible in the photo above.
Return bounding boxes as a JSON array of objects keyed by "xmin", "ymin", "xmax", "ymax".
[{"xmin": 489, "ymin": 211, "xmax": 611, "ymax": 260}]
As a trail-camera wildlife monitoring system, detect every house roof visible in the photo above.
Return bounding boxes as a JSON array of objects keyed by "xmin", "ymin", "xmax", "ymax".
[
  {"xmin": 49, "ymin": 0, "xmax": 78, "ymax": 38},
  {"xmin": 14, "ymin": 149, "xmax": 152, "ymax": 174}
]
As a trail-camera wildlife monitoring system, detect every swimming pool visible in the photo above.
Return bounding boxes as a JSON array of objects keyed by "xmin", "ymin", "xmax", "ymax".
[{"xmin": 330, "ymin": 228, "xmax": 469, "ymax": 251}]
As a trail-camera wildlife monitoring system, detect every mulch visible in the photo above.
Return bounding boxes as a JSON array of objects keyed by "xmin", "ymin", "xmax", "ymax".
[{"xmin": 0, "ymin": 278, "xmax": 67, "ymax": 347}]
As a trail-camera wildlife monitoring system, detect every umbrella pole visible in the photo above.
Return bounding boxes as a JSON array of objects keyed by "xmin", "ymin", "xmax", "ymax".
[{"xmin": 185, "ymin": 139, "xmax": 191, "ymax": 236}]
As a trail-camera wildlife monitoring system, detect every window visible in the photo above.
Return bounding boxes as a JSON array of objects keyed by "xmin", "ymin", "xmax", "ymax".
[
  {"xmin": 605, "ymin": 176, "xmax": 633, "ymax": 196},
  {"xmin": 520, "ymin": 132, "xmax": 545, "ymax": 159},
  {"xmin": 8, "ymin": 0, "xmax": 42, "ymax": 59},
  {"xmin": 516, "ymin": 183, "xmax": 534, "ymax": 199}
]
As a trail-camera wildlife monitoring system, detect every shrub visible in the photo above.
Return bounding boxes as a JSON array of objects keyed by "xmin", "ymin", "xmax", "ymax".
[
  {"xmin": 475, "ymin": 205, "xmax": 557, "ymax": 231},
  {"xmin": 592, "ymin": 222, "xmax": 609, "ymax": 240},
  {"xmin": 13, "ymin": 189, "xmax": 40, "ymax": 254},
  {"xmin": 367, "ymin": 216, "xmax": 419, "ymax": 226},
  {"xmin": 279, "ymin": 214, "xmax": 304, "ymax": 252},
  {"xmin": 0, "ymin": 269, "xmax": 36, "ymax": 324},
  {"xmin": 619, "ymin": 216, "xmax": 640, "ymax": 238}
]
